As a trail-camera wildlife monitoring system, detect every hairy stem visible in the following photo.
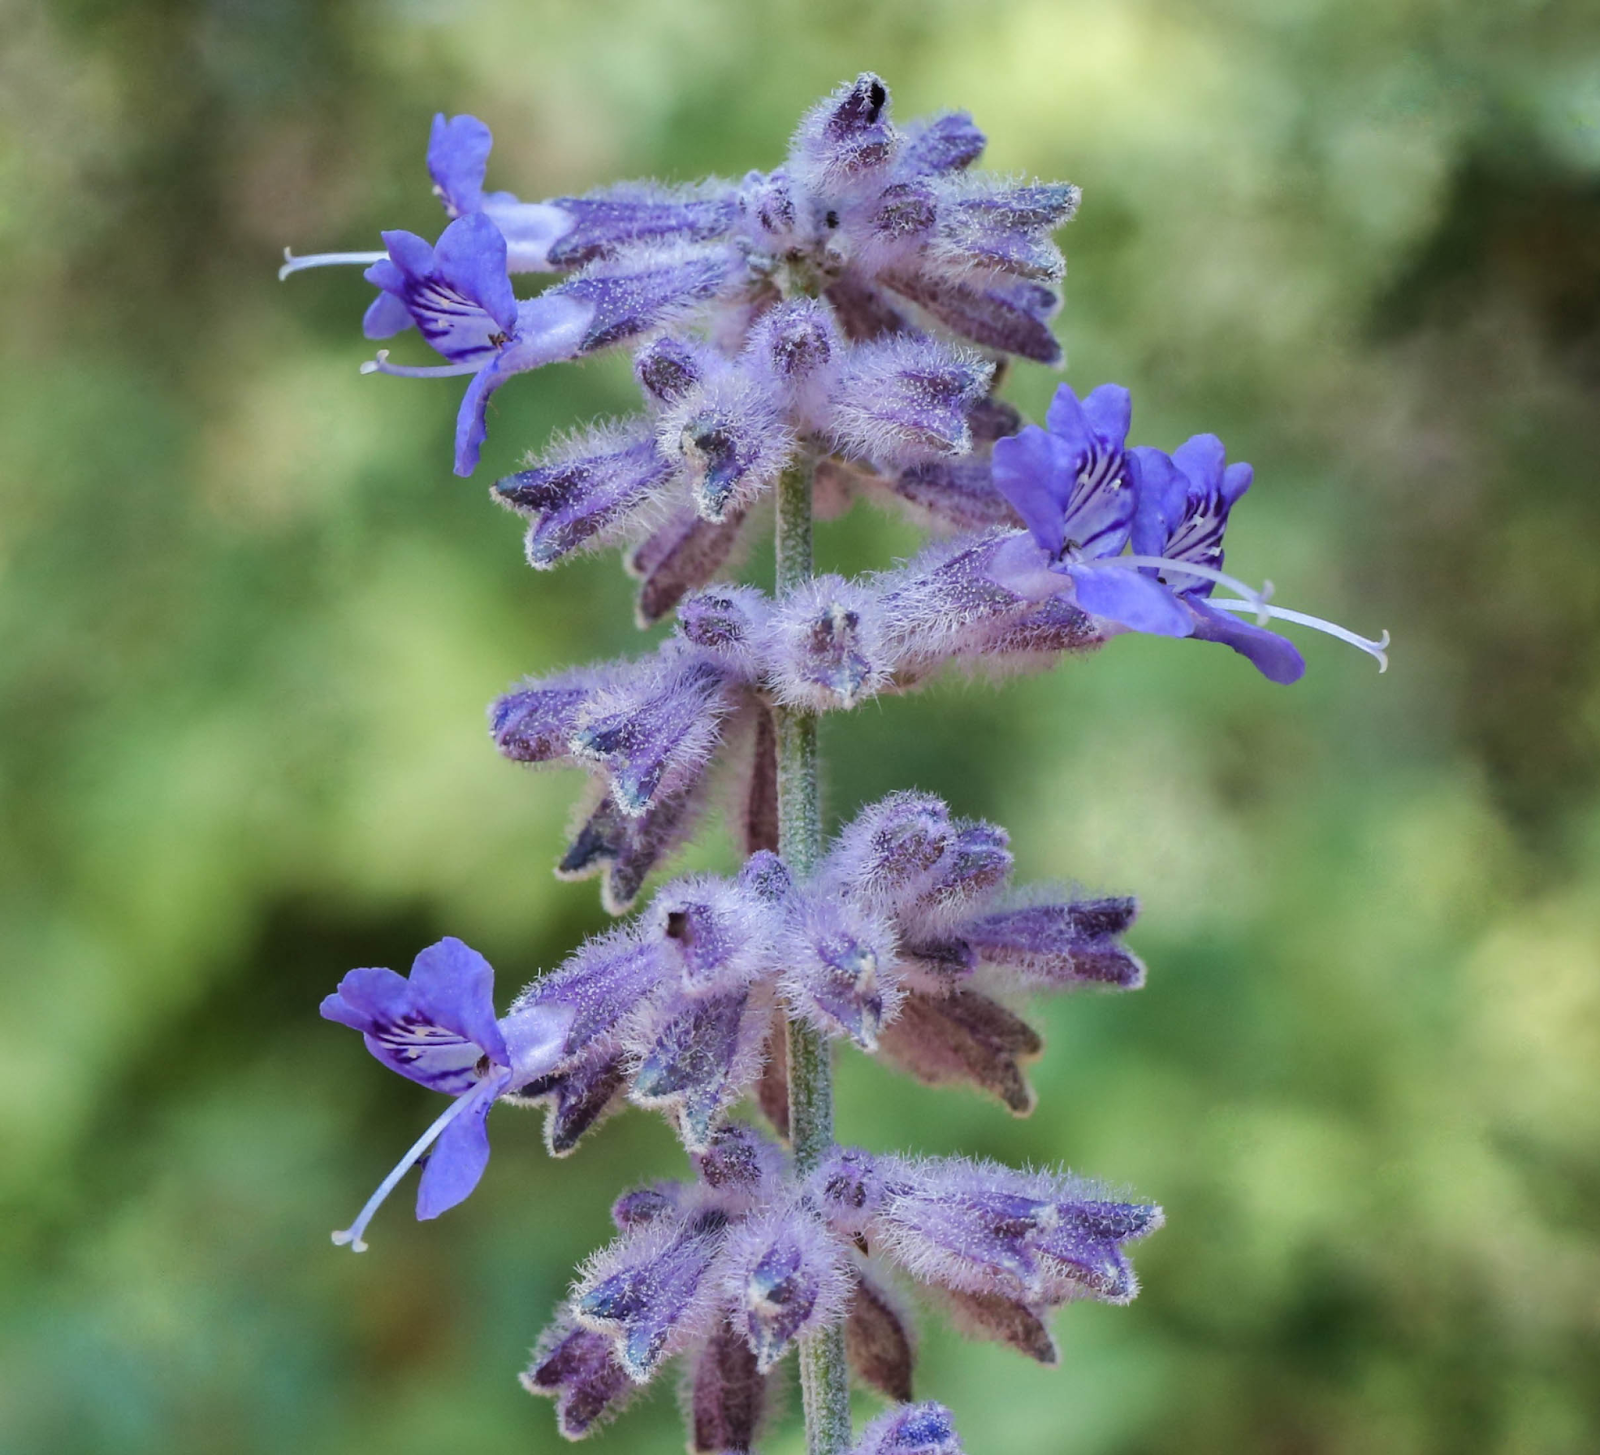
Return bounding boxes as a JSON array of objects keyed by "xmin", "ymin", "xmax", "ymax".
[{"xmin": 775, "ymin": 452, "xmax": 851, "ymax": 1455}]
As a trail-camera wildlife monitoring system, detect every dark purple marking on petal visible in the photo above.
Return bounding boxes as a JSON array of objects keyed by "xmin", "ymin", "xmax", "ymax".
[
  {"xmin": 990, "ymin": 424, "xmax": 1075, "ymax": 559},
  {"xmin": 322, "ymin": 937, "xmax": 506, "ymax": 1092}
]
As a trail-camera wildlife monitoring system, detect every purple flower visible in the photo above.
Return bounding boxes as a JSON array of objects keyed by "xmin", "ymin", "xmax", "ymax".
[
  {"xmin": 361, "ymin": 216, "xmax": 735, "ymax": 475},
  {"xmin": 984, "ymin": 385, "xmax": 1390, "ymax": 674},
  {"xmin": 1129, "ymin": 436, "xmax": 1309, "ymax": 683},
  {"xmin": 990, "ymin": 383, "xmax": 1191, "ymax": 637},
  {"xmin": 320, "ymin": 937, "xmax": 568, "ymax": 1247}
]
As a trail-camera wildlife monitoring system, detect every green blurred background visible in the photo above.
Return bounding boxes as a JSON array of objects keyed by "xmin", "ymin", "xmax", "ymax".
[{"xmin": 4, "ymin": 0, "xmax": 1599, "ymax": 1450}]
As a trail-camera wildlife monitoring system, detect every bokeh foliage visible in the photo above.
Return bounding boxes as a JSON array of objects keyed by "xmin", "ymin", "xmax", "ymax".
[{"xmin": 3, "ymin": 0, "xmax": 1599, "ymax": 1451}]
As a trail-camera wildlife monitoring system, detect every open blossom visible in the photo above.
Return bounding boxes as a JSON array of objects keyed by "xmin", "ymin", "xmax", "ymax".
[
  {"xmin": 359, "ymin": 213, "xmax": 736, "ymax": 475},
  {"xmin": 319, "ymin": 937, "xmax": 569, "ymax": 1247},
  {"xmin": 986, "ymin": 382, "xmax": 1389, "ymax": 678}
]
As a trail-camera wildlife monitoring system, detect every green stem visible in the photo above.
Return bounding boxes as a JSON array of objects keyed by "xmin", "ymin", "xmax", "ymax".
[{"xmin": 775, "ymin": 452, "xmax": 852, "ymax": 1455}]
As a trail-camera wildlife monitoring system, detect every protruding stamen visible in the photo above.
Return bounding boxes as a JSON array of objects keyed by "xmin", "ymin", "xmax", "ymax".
[
  {"xmin": 1209, "ymin": 598, "xmax": 1391, "ymax": 672},
  {"xmin": 1119, "ymin": 555, "xmax": 1273, "ymax": 617},
  {"xmin": 331, "ymin": 1082, "xmax": 492, "ymax": 1252},
  {"xmin": 279, "ymin": 247, "xmax": 387, "ymax": 282},
  {"xmin": 360, "ymin": 349, "xmax": 484, "ymax": 379}
]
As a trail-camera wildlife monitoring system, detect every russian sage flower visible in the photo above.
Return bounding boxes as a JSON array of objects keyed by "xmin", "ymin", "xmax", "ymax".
[
  {"xmin": 319, "ymin": 937, "xmax": 569, "ymax": 1248},
  {"xmin": 360, "ymin": 213, "xmax": 735, "ymax": 475},
  {"xmin": 986, "ymin": 383, "xmax": 1389, "ymax": 678}
]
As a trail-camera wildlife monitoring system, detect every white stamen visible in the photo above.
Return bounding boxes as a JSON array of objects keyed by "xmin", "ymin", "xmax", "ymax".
[
  {"xmin": 1208, "ymin": 597, "xmax": 1391, "ymax": 672},
  {"xmin": 1120, "ymin": 555, "xmax": 1274, "ymax": 618},
  {"xmin": 331, "ymin": 1083, "xmax": 489, "ymax": 1252},
  {"xmin": 278, "ymin": 248, "xmax": 386, "ymax": 282},
  {"xmin": 360, "ymin": 349, "xmax": 483, "ymax": 379}
]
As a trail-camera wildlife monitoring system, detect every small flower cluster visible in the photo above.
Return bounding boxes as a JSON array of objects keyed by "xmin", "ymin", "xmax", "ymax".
[
  {"xmin": 490, "ymin": 391, "xmax": 1385, "ymax": 908},
  {"xmin": 522, "ymin": 1122, "xmax": 1160, "ymax": 1444},
  {"xmin": 321, "ymin": 792, "xmax": 1142, "ymax": 1247},
  {"xmin": 294, "ymin": 73, "xmax": 1384, "ymax": 1455}
]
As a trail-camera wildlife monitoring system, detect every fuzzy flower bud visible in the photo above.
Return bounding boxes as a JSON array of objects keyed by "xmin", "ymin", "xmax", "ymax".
[
  {"xmin": 873, "ymin": 1156, "xmax": 1164, "ymax": 1307},
  {"xmin": 779, "ymin": 897, "xmax": 902, "ymax": 1050},
  {"xmin": 762, "ymin": 575, "xmax": 891, "ymax": 711},
  {"xmin": 851, "ymin": 1403, "xmax": 965, "ymax": 1455},
  {"xmin": 493, "ymin": 418, "xmax": 674, "ymax": 568},
  {"xmin": 826, "ymin": 336, "xmax": 993, "ymax": 465},
  {"xmin": 722, "ymin": 1205, "xmax": 853, "ymax": 1370},
  {"xmin": 572, "ymin": 1209, "xmax": 731, "ymax": 1382},
  {"xmin": 521, "ymin": 1316, "xmax": 639, "ymax": 1439}
]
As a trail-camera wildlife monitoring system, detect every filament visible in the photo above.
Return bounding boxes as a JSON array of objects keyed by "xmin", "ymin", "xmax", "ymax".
[
  {"xmin": 279, "ymin": 248, "xmax": 386, "ymax": 281},
  {"xmin": 361, "ymin": 349, "xmax": 483, "ymax": 379},
  {"xmin": 1119, "ymin": 555, "xmax": 1273, "ymax": 619},
  {"xmin": 331, "ymin": 1083, "xmax": 489, "ymax": 1252},
  {"xmin": 1209, "ymin": 597, "xmax": 1391, "ymax": 672}
]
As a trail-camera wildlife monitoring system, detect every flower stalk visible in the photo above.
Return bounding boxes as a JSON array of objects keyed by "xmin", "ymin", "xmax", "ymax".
[{"xmin": 775, "ymin": 451, "xmax": 853, "ymax": 1455}]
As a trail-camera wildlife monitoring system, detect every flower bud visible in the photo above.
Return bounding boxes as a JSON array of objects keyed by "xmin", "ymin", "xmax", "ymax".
[
  {"xmin": 572, "ymin": 1211, "xmax": 730, "ymax": 1381},
  {"xmin": 851, "ymin": 1403, "xmax": 964, "ymax": 1455},
  {"xmin": 723, "ymin": 1206, "xmax": 852, "ymax": 1370},
  {"xmin": 521, "ymin": 1315, "xmax": 638, "ymax": 1438}
]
